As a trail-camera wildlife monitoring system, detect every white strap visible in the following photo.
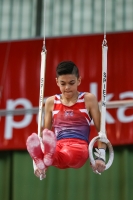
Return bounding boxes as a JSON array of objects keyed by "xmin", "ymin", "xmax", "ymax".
[
  {"xmin": 100, "ymin": 45, "xmax": 108, "ymax": 134},
  {"xmin": 38, "ymin": 51, "xmax": 47, "ymax": 137}
]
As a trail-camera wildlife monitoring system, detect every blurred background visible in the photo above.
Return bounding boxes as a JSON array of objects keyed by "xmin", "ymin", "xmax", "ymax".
[
  {"xmin": 0, "ymin": 0, "xmax": 133, "ymax": 40},
  {"xmin": 0, "ymin": 0, "xmax": 133, "ymax": 200}
]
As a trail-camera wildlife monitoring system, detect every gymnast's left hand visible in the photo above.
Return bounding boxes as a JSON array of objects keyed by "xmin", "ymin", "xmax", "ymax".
[{"xmin": 91, "ymin": 159, "xmax": 106, "ymax": 174}]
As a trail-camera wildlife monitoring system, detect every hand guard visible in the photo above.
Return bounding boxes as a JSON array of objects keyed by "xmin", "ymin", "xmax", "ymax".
[{"xmin": 94, "ymin": 148, "xmax": 106, "ymax": 162}]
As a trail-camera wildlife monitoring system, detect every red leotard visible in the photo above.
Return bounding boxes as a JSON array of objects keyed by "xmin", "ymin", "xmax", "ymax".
[{"xmin": 52, "ymin": 92, "xmax": 92, "ymax": 169}]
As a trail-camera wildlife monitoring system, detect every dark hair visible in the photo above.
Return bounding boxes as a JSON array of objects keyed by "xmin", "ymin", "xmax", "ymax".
[{"xmin": 56, "ymin": 61, "xmax": 79, "ymax": 78}]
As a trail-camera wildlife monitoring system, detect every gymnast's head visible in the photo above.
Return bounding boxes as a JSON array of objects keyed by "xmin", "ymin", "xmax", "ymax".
[{"xmin": 56, "ymin": 61, "xmax": 80, "ymax": 78}]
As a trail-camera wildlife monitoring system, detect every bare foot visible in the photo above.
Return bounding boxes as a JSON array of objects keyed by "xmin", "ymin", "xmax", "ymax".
[
  {"xmin": 26, "ymin": 133, "xmax": 45, "ymax": 172},
  {"xmin": 42, "ymin": 129, "xmax": 56, "ymax": 166}
]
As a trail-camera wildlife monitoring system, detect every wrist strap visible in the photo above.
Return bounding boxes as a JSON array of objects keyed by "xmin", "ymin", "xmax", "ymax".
[{"xmin": 95, "ymin": 157, "xmax": 105, "ymax": 162}]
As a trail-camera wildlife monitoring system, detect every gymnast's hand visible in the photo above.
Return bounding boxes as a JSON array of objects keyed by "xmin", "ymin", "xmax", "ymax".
[
  {"xmin": 91, "ymin": 159, "xmax": 106, "ymax": 174},
  {"xmin": 34, "ymin": 168, "xmax": 46, "ymax": 179},
  {"xmin": 33, "ymin": 160, "xmax": 47, "ymax": 179}
]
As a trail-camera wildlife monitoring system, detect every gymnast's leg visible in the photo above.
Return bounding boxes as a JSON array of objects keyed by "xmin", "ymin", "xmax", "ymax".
[
  {"xmin": 26, "ymin": 133, "xmax": 46, "ymax": 174},
  {"xmin": 52, "ymin": 139, "xmax": 89, "ymax": 169},
  {"xmin": 42, "ymin": 128, "xmax": 57, "ymax": 166}
]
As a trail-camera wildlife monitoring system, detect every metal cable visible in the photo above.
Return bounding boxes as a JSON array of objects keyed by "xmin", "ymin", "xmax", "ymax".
[{"xmin": 103, "ymin": 0, "xmax": 107, "ymax": 46}]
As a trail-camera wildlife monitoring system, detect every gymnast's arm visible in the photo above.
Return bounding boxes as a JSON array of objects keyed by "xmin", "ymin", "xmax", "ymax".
[
  {"xmin": 85, "ymin": 92, "xmax": 106, "ymax": 173},
  {"xmin": 43, "ymin": 96, "xmax": 54, "ymax": 131}
]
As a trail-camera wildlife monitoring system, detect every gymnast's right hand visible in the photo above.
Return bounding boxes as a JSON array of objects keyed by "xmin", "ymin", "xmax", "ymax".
[
  {"xmin": 33, "ymin": 160, "xmax": 46, "ymax": 179},
  {"xmin": 34, "ymin": 168, "xmax": 46, "ymax": 179}
]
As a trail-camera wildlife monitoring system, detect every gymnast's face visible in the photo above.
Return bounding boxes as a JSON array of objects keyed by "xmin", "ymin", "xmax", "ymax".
[{"xmin": 56, "ymin": 74, "xmax": 81, "ymax": 98}]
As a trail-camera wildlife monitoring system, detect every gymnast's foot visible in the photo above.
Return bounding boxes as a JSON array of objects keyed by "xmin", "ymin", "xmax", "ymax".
[
  {"xmin": 42, "ymin": 129, "xmax": 56, "ymax": 166},
  {"xmin": 26, "ymin": 133, "xmax": 45, "ymax": 173}
]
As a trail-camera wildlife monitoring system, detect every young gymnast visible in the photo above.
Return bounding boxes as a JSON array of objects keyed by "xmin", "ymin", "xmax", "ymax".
[{"xmin": 26, "ymin": 61, "xmax": 106, "ymax": 179}]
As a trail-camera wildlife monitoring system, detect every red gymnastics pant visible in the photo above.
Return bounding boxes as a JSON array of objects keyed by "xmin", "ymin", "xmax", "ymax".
[{"xmin": 52, "ymin": 138, "xmax": 89, "ymax": 169}]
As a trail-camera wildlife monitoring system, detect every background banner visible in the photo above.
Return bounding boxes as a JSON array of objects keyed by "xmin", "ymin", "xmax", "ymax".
[{"xmin": 0, "ymin": 32, "xmax": 133, "ymax": 149}]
